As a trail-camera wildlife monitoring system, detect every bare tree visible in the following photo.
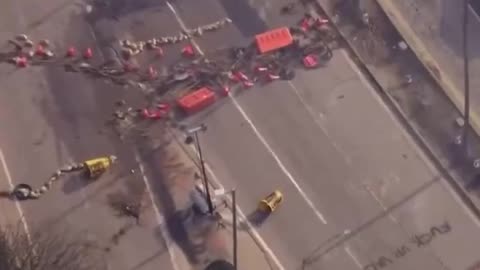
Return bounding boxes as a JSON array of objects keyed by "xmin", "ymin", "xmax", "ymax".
[{"xmin": 0, "ymin": 224, "xmax": 105, "ymax": 270}]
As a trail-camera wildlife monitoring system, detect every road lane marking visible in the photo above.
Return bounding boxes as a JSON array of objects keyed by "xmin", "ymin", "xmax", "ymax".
[
  {"xmin": 286, "ymin": 80, "xmax": 353, "ymax": 165},
  {"xmin": 165, "ymin": 1, "xmax": 328, "ymax": 225},
  {"xmin": 204, "ymin": 161, "xmax": 286, "ymax": 270},
  {"xmin": 0, "ymin": 148, "xmax": 32, "ymax": 243},
  {"xmin": 166, "ymin": 125, "xmax": 286, "ymax": 269},
  {"xmin": 134, "ymin": 150, "xmax": 180, "ymax": 270},
  {"xmin": 344, "ymin": 246, "xmax": 363, "ymax": 268}
]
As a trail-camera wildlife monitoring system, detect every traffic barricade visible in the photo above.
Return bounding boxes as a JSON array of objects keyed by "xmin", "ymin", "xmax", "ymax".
[
  {"xmin": 177, "ymin": 87, "xmax": 216, "ymax": 114},
  {"xmin": 255, "ymin": 27, "xmax": 293, "ymax": 54}
]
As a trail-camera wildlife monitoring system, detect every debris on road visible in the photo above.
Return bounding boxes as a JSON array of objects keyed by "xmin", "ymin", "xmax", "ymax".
[{"xmin": 2, "ymin": 8, "xmax": 340, "ymax": 131}]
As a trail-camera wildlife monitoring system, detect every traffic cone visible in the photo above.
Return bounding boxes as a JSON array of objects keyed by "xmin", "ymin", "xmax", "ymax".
[
  {"xmin": 181, "ymin": 44, "xmax": 195, "ymax": 57},
  {"xmin": 83, "ymin": 47, "xmax": 93, "ymax": 59},
  {"xmin": 66, "ymin": 46, "xmax": 77, "ymax": 57},
  {"xmin": 13, "ymin": 56, "xmax": 28, "ymax": 67},
  {"xmin": 35, "ymin": 44, "xmax": 46, "ymax": 56},
  {"xmin": 300, "ymin": 18, "xmax": 311, "ymax": 32}
]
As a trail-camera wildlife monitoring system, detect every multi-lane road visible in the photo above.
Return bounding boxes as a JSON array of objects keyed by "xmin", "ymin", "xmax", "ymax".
[{"xmin": 1, "ymin": 0, "xmax": 480, "ymax": 270}]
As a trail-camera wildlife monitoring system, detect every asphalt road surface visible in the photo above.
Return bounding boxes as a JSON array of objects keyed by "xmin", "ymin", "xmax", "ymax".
[
  {"xmin": 1, "ymin": 0, "xmax": 480, "ymax": 270},
  {"xmin": 0, "ymin": 0, "xmax": 179, "ymax": 269},
  {"xmin": 167, "ymin": 0, "xmax": 480, "ymax": 269}
]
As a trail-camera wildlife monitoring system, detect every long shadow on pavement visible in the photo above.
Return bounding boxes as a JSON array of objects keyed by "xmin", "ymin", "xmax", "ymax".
[{"xmin": 135, "ymin": 132, "xmax": 210, "ymax": 265}]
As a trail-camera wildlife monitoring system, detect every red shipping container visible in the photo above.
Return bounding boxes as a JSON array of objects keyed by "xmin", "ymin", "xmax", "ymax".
[
  {"xmin": 255, "ymin": 27, "xmax": 293, "ymax": 54},
  {"xmin": 177, "ymin": 87, "xmax": 216, "ymax": 114}
]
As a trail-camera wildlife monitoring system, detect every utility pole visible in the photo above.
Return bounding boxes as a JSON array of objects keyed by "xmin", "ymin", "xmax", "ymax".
[
  {"xmin": 232, "ymin": 189, "xmax": 238, "ymax": 270},
  {"xmin": 462, "ymin": 0, "xmax": 470, "ymax": 155},
  {"xmin": 185, "ymin": 124, "xmax": 214, "ymax": 214}
]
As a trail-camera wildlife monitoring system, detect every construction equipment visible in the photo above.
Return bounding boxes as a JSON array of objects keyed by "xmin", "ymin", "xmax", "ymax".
[{"xmin": 258, "ymin": 190, "xmax": 283, "ymax": 213}]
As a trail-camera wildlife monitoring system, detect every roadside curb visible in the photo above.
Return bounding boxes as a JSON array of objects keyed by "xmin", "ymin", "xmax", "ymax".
[
  {"xmin": 375, "ymin": 0, "xmax": 480, "ymax": 140},
  {"xmin": 313, "ymin": 0, "xmax": 480, "ymax": 221},
  {"xmin": 166, "ymin": 125, "xmax": 282, "ymax": 270}
]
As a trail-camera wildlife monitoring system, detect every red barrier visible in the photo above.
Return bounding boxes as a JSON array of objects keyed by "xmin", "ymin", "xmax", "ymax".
[
  {"xmin": 255, "ymin": 27, "xmax": 293, "ymax": 54},
  {"xmin": 177, "ymin": 87, "xmax": 216, "ymax": 114}
]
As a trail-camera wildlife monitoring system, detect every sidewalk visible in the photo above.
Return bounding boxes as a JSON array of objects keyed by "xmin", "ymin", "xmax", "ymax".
[
  {"xmin": 312, "ymin": 0, "xmax": 480, "ymax": 215},
  {"xmin": 142, "ymin": 123, "xmax": 276, "ymax": 270},
  {"xmin": 373, "ymin": 0, "xmax": 480, "ymax": 137}
]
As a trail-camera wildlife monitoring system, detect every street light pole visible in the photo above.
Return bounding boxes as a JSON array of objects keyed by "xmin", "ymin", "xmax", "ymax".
[
  {"xmin": 232, "ymin": 189, "xmax": 238, "ymax": 270},
  {"xmin": 462, "ymin": 0, "xmax": 470, "ymax": 155},
  {"xmin": 186, "ymin": 124, "xmax": 214, "ymax": 214}
]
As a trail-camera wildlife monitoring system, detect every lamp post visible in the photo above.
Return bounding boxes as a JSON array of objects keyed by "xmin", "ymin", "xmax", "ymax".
[
  {"xmin": 185, "ymin": 124, "xmax": 214, "ymax": 214},
  {"xmin": 214, "ymin": 188, "xmax": 238, "ymax": 270},
  {"xmin": 462, "ymin": 0, "xmax": 470, "ymax": 155},
  {"xmin": 231, "ymin": 189, "xmax": 238, "ymax": 270}
]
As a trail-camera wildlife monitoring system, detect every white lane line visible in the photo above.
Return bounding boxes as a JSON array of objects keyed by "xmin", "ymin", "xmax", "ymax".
[
  {"xmin": 344, "ymin": 246, "xmax": 363, "ymax": 268},
  {"xmin": 170, "ymin": 128, "xmax": 286, "ymax": 270},
  {"xmin": 226, "ymin": 94, "xmax": 328, "ymax": 225},
  {"xmin": 287, "ymin": 80, "xmax": 353, "ymax": 165},
  {"xmin": 165, "ymin": 1, "xmax": 327, "ymax": 225},
  {"xmin": 203, "ymin": 152, "xmax": 286, "ymax": 270},
  {"xmin": 134, "ymin": 150, "xmax": 180, "ymax": 270},
  {"xmin": 0, "ymin": 148, "xmax": 32, "ymax": 243}
]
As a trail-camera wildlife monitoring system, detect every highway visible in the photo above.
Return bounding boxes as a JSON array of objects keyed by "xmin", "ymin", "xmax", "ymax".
[{"xmin": 1, "ymin": 0, "xmax": 480, "ymax": 270}]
